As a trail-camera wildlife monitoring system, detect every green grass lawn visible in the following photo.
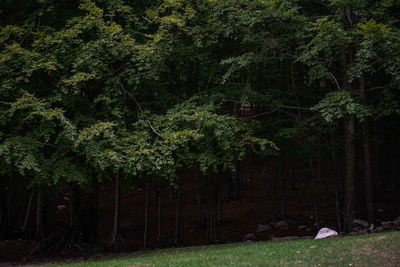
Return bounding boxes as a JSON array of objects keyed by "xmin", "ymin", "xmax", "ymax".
[{"xmin": 46, "ymin": 231, "xmax": 400, "ymax": 267}]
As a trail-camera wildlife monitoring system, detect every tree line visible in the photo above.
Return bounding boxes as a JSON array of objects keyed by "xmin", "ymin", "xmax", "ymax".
[{"xmin": 1, "ymin": 0, "xmax": 399, "ymax": 251}]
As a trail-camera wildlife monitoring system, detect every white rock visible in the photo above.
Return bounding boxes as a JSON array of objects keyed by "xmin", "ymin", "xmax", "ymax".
[
  {"xmin": 314, "ymin": 228, "xmax": 338, "ymax": 240},
  {"xmin": 353, "ymin": 219, "xmax": 369, "ymax": 228},
  {"xmin": 298, "ymin": 225, "xmax": 307, "ymax": 230},
  {"xmin": 256, "ymin": 224, "xmax": 271, "ymax": 232}
]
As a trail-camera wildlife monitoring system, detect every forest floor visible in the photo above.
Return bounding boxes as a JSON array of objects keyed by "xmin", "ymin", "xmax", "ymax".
[{"xmin": 22, "ymin": 231, "xmax": 400, "ymax": 266}]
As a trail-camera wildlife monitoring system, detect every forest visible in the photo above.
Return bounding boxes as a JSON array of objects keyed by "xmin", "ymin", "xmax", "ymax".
[{"xmin": 1, "ymin": 0, "xmax": 400, "ymax": 262}]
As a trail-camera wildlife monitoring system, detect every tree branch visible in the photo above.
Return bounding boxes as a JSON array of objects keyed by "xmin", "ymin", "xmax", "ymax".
[
  {"xmin": 329, "ymin": 72, "xmax": 342, "ymax": 91},
  {"xmin": 119, "ymin": 82, "xmax": 160, "ymax": 137},
  {"xmin": 239, "ymin": 108, "xmax": 279, "ymax": 119}
]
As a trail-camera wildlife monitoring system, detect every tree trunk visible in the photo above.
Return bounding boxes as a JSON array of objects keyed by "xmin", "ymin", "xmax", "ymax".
[
  {"xmin": 156, "ymin": 179, "xmax": 161, "ymax": 242},
  {"xmin": 272, "ymin": 158, "xmax": 279, "ymax": 218},
  {"xmin": 195, "ymin": 170, "xmax": 204, "ymax": 224},
  {"xmin": 0, "ymin": 187, "xmax": 7, "ymax": 238},
  {"xmin": 174, "ymin": 175, "xmax": 182, "ymax": 245},
  {"xmin": 71, "ymin": 185, "xmax": 81, "ymax": 244},
  {"xmin": 233, "ymin": 155, "xmax": 241, "ymax": 198},
  {"xmin": 360, "ymin": 76, "xmax": 374, "ymax": 224},
  {"xmin": 207, "ymin": 173, "xmax": 217, "ymax": 244},
  {"xmin": 83, "ymin": 179, "xmax": 98, "ymax": 244},
  {"xmin": 22, "ymin": 189, "xmax": 35, "ymax": 234},
  {"xmin": 218, "ymin": 173, "xmax": 224, "ymax": 222},
  {"xmin": 143, "ymin": 176, "xmax": 151, "ymax": 249},
  {"xmin": 111, "ymin": 172, "xmax": 120, "ymax": 247},
  {"xmin": 344, "ymin": 116, "xmax": 356, "ymax": 232},
  {"xmin": 278, "ymin": 157, "xmax": 286, "ymax": 220},
  {"xmin": 331, "ymin": 133, "xmax": 342, "ymax": 233},
  {"xmin": 291, "ymin": 159, "xmax": 297, "ymax": 191},
  {"xmin": 35, "ymin": 191, "xmax": 44, "ymax": 241},
  {"xmin": 309, "ymin": 156, "xmax": 320, "ymax": 229}
]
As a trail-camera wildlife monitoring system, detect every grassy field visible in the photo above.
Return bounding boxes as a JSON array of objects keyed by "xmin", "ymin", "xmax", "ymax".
[{"xmin": 46, "ymin": 231, "xmax": 400, "ymax": 267}]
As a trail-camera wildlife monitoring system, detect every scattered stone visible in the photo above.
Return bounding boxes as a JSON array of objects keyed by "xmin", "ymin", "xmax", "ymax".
[
  {"xmin": 298, "ymin": 225, "xmax": 307, "ymax": 230},
  {"xmin": 368, "ymin": 224, "xmax": 374, "ymax": 233},
  {"xmin": 243, "ymin": 233, "xmax": 256, "ymax": 242},
  {"xmin": 381, "ymin": 221, "xmax": 392, "ymax": 229},
  {"xmin": 353, "ymin": 219, "xmax": 369, "ymax": 228},
  {"xmin": 393, "ymin": 216, "xmax": 400, "ymax": 227},
  {"xmin": 256, "ymin": 224, "xmax": 271, "ymax": 233},
  {"xmin": 272, "ymin": 220, "xmax": 288, "ymax": 229},
  {"xmin": 353, "ymin": 227, "xmax": 367, "ymax": 234},
  {"xmin": 57, "ymin": 205, "xmax": 66, "ymax": 211},
  {"xmin": 314, "ymin": 228, "xmax": 338, "ymax": 240}
]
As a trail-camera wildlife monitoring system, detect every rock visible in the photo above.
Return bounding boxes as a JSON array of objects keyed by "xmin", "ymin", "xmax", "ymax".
[
  {"xmin": 256, "ymin": 224, "xmax": 271, "ymax": 232},
  {"xmin": 298, "ymin": 225, "xmax": 307, "ymax": 230},
  {"xmin": 353, "ymin": 219, "xmax": 369, "ymax": 228},
  {"xmin": 378, "ymin": 209, "xmax": 384, "ymax": 212},
  {"xmin": 393, "ymin": 217, "xmax": 400, "ymax": 227},
  {"xmin": 314, "ymin": 228, "xmax": 338, "ymax": 240},
  {"xmin": 368, "ymin": 224, "xmax": 375, "ymax": 233},
  {"xmin": 381, "ymin": 221, "xmax": 392, "ymax": 229},
  {"xmin": 305, "ymin": 227, "xmax": 312, "ymax": 232},
  {"xmin": 375, "ymin": 226, "xmax": 384, "ymax": 232},
  {"xmin": 272, "ymin": 220, "xmax": 288, "ymax": 229},
  {"xmin": 353, "ymin": 227, "xmax": 367, "ymax": 234},
  {"xmin": 57, "ymin": 205, "xmax": 66, "ymax": 211},
  {"xmin": 243, "ymin": 233, "xmax": 256, "ymax": 242}
]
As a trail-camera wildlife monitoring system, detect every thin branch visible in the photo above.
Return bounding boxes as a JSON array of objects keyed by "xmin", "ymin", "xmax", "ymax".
[
  {"xmin": 365, "ymin": 86, "xmax": 386, "ymax": 92},
  {"xmin": 281, "ymin": 105, "xmax": 311, "ymax": 111},
  {"xmin": 239, "ymin": 108, "xmax": 279, "ymax": 119},
  {"xmin": 119, "ymin": 82, "xmax": 160, "ymax": 137},
  {"xmin": 329, "ymin": 72, "xmax": 342, "ymax": 91}
]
